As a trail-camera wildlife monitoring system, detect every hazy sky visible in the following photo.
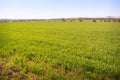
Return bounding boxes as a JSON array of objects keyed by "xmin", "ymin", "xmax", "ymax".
[{"xmin": 0, "ymin": 0, "xmax": 120, "ymax": 19}]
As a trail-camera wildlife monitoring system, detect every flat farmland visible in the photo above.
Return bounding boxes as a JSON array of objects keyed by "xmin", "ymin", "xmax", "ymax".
[{"xmin": 0, "ymin": 20, "xmax": 120, "ymax": 80}]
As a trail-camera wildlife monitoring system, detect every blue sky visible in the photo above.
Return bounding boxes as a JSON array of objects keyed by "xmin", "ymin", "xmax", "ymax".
[{"xmin": 0, "ymin": 0, "xmax": 120, "ymax": 19}]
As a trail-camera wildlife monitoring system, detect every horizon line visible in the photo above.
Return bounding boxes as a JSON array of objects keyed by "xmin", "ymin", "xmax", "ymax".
[{"xmin": 0, "ymin": 16, "xmax": 120, "ymax": 20}]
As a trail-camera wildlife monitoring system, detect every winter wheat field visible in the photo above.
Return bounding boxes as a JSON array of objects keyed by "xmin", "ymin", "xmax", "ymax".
[{"xmin": 0, "ymin": 20, "xmax": 120, "ymax": 80}]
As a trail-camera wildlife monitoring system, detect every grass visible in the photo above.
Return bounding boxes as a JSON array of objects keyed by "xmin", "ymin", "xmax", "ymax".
[{"xmin": 0, "ymin": 20, "xmax": 120, "ymax": 80}]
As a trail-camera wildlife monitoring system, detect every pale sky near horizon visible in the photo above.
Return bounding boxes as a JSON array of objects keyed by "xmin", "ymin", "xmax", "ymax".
[{"xmin": 0, "ymin": 0, "xmax": 120, "ymax": 19}]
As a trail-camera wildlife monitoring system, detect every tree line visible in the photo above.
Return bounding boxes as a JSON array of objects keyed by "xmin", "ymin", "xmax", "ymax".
[{"xmin": 0, "ymin": 17, "xmax": 120, "ymax": 22}]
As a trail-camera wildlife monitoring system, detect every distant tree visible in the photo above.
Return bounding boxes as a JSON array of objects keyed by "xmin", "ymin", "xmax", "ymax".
[
  {"xmin": 78, "ymin": 18, "xmax": 82, "ymax": 22},
  {"xmin": 108, "ymin": 20, "xmax": 111, "ymax": 22},
  {"xmin": 93, "ymin": 19, "xmax": 96, "ymax": 22},
  {"xmin": 100, "ymin": 19, "xmax": 103, "ymax": 22},
  {"xmin": 104, "ymin": 19, "xmax": 107, "ymax": 22},
  {"xmin": 61, "ymin": 18, "xmax": 66, "ymax": 22},
  {"xmin": 69, "ymin": 18, "xmax": 74, "ymax": 22},
  {"xmin": 118, "ymin": 19, "xmax": 120, "ymax": 22},
  {"xmin": 113, "ymin": 19, "xmax": 116, "ymax": 22},
  {"xmin": 107, "ymin": 18, "xmax": 111, "ymax": 22}
]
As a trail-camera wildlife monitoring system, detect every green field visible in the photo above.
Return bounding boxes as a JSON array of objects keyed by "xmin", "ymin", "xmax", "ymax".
[{"xmin": 0, "ymin": 20, "xmax": 120, "ymax": 80}]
